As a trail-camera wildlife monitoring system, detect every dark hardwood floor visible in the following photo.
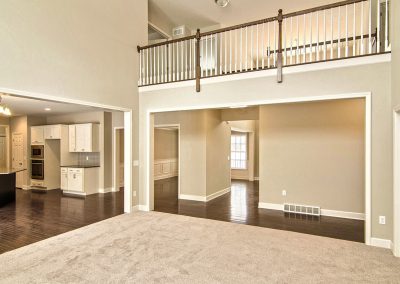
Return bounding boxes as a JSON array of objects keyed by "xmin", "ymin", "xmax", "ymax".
[
  {"xmin": 0, "ymin": 188, "xmax": 124, "ymax": 254},
  {"xmin": 154, "ymin": 177, "xmax": 364, "ymax": 243}
]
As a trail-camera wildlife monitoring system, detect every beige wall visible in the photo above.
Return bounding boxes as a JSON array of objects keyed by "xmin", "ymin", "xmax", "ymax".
[
  {"xmin": 154, "ymin": 109, "xmax": 231, "ymax": 198},
  {"xmin": 221, "ymin": 107, "xmax": 259, "ymax": 121},
  {"xmin": 140, "ymin": 61, "xmax": 392, "ymax": 240},
  {"xmin": 155, "ymin": 110, "xmax": 207, "ymax": 197},
  {"xmin": 205, "ymin": 110, "xmax": 231, "ymax": 196},
  {"xmin": 259, "ymin": 99, "xmax": 365, "ymax": 213},
  {"xmin": 0, "ymin": 0, "xmax": 148, "ymax": 207},
  {"xmin": 154, "ymin": 129, "xmax": 178, "ymax": 160},
  {"xmin": 149, "ymin": 2, "xmax": 174, "ymax": 38}
]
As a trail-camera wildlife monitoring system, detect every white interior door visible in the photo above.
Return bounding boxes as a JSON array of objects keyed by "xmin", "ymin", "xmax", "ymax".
[
  {"xmin": 0, "ymin": 136, "xmax": 6, "ymax": 168},
  {"xmin": 12, "ymin": 133, "xmax": 25, "ymax": 188}
]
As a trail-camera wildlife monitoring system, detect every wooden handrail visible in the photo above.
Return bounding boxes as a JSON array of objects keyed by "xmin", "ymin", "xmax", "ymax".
[
  {"xmin": 138, "ymin": 34, "xmax": 196, "ymax": 51},
  {"xmin": 283, "ymin": 0, "xmax": 367, "ymax": 19},
  {"xmin": 200, "ymin": 16, "xmax": 277, "ymax": 37}
]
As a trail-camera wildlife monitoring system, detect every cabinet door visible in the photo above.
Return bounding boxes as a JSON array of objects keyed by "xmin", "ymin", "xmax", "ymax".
[
  {"xmin": 45, "ymin": 125, "xmax": 61, "ymax": 140},
  {"xmin": 61, "ymin": 172, "xmax": 68, "ymax": 190},
  {"xmin": 31, "ymin": 127, "xmax": 44, "ymax": 145},
  {"xmin": 68, "ymin": 170, "xmax": 83, "ymax": 192},
  {"xmin": 69, "ymin": 125, "xmax": 76, "ymax": 152},
  {"xmin": 76, "ymin": 124, "xmax": 92, "ymax": 152}
]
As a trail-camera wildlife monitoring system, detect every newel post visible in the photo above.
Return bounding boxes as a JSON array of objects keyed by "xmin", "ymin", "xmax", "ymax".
[
  {"xmin": 277, "ymin": 9, "xmax": 283, "ymax": 83},
  {"xmin": 195, "ymin": 29, "xmax": 201, "ymax": 92}
]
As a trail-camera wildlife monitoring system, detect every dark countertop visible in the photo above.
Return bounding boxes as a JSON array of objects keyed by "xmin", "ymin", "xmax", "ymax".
[
  {"xmin": 60, "ymin": 165, "xmax": 100, "ymax": 169},
  {"xmin": 0, "ymin": 168, "xmax": 27, "ymax": 175}
]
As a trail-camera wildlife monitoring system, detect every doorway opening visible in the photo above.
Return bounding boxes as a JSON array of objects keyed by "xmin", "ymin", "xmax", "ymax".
[{"xmin": 153, "ymin": 125, "xmax": 179, "ymax": 213}]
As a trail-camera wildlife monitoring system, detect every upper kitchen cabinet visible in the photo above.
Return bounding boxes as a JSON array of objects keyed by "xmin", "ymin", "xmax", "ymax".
[
  {"xmin": 44, "ymin": 125, "xmax": 62, "ymax": 140},
  {"xmin": 31, "ymin": 126, "xmax": 44, "ymax": 145},
  {"xmin": 69, "ymin": 123, "xmax": 99, "ymax": 153}
]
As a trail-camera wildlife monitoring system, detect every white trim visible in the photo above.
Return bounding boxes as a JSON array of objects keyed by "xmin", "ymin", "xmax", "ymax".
[
  {"xmin": 370, "ymin": 238, "xmax": 393, "ymax": 250},
  {"xmin": 179, "ymin": 187, "xmax": 231, "ymax": 202},
  {"xmin": 98, "ymin": 187, "xmax": 113, "ymax": 194},
  {"xmin": 365, "ymin": 94, "xmax": 372, "ymax": 245},
  {"xmin": 113, "ymin": 127, "xmax": 124, "ymax": 195},
  {"xmin": 63, "ymin": 190, "xmax": 87, "ymax": 196},
  {"xmin": 393, "ymin": 110, "xmax": 400, "ymax": 257},
  {"xmin": 206, "ymin": 187, "xmax": 231, "ymax": 202},
  {"xmin": 123, "ymin": 111, "xmax": 133, "ymax": 213},
  {"xmin": 131, "ymin": 205, "xmax": 140, "ymax": 212},
  {"xmin": 139, "ymin": 54, "xmax": 391, "ymax": 93},
  {"xmin": 320, "ymin": 209, "xmax": 365, "ymax": 220},
  {"xmin": 254, "ymin": 177, "xmax": 260, "ymax": 181},
  {"xmin": 144, "ymin": 92, "xmax": 372, "ymax": 245},
  {"xmin": 139, "ymin": 205, "xmax": 150, "ymax": 211},
  {"xmin": 258, "ymin": 202, "xmax": 365, "ymax": 220},
  {"xmin": 231, "ymin": 176, "xmax": 250, "ymax": 181},
  {"xmin": 179, "ymin": 194, "xmax": 206, "ymax": 202},
  {"xmin": 258, "ymin": 202, "xmax": 283, "ymax": 211}
]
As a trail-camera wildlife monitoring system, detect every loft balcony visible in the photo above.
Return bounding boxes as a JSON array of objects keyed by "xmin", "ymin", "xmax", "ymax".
[{"xmin": 138, "ymin": 0, "xmax": 391, "ymax": 91}]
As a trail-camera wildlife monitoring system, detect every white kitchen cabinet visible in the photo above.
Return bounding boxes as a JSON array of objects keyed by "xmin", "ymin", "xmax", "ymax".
[
  {"xmin": 61, "ymin": 168, "xmax": 68, "ymax": 190},
  {"xmin": 68, "ymin": 168, "xmax": 83, "ymax": 192},
  {"xmin": 69, "ymin": 123, "xmax": 99, "ymax": 153},
  {"xmin": 62, "ymin": 167, "xmax": 99, "ymax": 195},
  {"xmin": 44, "ymin": 125, "xmax": 62, "ymax": 140},
  {"xmin": 31, "ymin": 126, "xmax": 44, "ymax": 145}
]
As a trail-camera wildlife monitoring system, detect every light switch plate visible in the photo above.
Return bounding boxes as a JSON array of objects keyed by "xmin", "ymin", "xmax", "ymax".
[{"xmin": 379, "ymin": 216, "xmax": 386, "ymax": 225}]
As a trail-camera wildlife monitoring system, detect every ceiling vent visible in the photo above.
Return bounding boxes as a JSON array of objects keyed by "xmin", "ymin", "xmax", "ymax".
[{"xmin": 172, "ymin": 25, "xmax": 189, "ymax": 38}]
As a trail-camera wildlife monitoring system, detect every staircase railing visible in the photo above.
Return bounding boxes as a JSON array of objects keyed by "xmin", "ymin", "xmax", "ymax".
[{"xmin": 138, "ymin": 0, "xmax": 391, "ymax": 91}]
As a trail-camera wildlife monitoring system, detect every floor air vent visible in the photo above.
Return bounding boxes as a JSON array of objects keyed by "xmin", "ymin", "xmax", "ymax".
[{"xmin": 283, "ymin": 203, "xmax": 320, "ymax": 216}]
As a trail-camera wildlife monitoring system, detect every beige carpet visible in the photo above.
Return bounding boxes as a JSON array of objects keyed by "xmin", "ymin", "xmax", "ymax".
[{"xmin": 0, "ymin": 212, "xmax": 399, "ymax": 283}]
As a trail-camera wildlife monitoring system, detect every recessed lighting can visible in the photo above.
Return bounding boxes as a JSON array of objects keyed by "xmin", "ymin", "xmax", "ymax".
[
  {"xmin": 215, "ymin": 0, "xmax": 230, "ymax": 8},
  {"xmin": 45, "ymin": 108, "xmax": 51, "ymax": 111}
]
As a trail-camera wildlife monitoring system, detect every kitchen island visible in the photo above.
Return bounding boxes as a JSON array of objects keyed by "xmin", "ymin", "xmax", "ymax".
[{"xmin": 0, "ymin": 168, "xmax": 26, "ymax": 207}]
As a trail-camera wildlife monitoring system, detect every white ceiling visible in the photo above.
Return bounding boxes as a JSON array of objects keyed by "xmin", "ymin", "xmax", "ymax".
[
  {"xmin": 149, "ymin": 0, "xmax": 338, "ymax": 31},
  {"xmin": 0, "ymin": 94, "xmax": 101, "ymax": 117}
]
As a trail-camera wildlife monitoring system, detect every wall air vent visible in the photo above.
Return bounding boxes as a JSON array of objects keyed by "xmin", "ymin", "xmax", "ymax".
[
  {"xmin": 172, "ymin": 25, "xmax": 188, "ymax": 38},
  {"xmin": 283, "ymin": 203, "xmax": 320, "ymax": 216}
]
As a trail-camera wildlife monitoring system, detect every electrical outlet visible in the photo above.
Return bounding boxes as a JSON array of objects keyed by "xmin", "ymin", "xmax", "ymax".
[
  {"xmin": 379, "ymin": 216, "xmax": 386, "ymax": 225},
  {"xmin": 86, "ymin": 156, "xmax": 89, "ymax": 161},
  {"xmin": 133, "ymin": 191, "xmax": 137, "ymax": 197},
  {"xmin": 282, "ymin": 190, "xmax": 287, "ymax": 196}
]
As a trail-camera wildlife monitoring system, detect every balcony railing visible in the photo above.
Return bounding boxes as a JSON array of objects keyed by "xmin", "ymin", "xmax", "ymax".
[{"xmin": 138, "ymin": 0, "xmax": 391, "ymax": 91}]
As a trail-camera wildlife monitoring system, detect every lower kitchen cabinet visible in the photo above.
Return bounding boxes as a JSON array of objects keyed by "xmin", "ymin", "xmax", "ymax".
[{"xmin": 61, "ymin": 167, "xmax": 99, "ymax": 195}]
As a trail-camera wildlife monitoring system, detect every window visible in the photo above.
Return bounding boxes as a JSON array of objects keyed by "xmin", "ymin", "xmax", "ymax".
[{"xmin": 231, "ymin": 132, "xmax": 247, "ymax": 170}]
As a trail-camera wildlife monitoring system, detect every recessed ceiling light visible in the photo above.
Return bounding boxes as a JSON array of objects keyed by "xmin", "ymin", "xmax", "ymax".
[
  {"xmin": 44, "ymin": 108, "xmax": 51, "ymax": 111},
  {"xmin": 215, "ymin": 0, "xmax": 230, "ymax": 8}
]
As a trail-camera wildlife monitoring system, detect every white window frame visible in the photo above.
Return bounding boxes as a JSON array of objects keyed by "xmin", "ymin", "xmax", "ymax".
[{"xmin": 231, "ymin": 132, "xmax": 248, "ymax": 170}]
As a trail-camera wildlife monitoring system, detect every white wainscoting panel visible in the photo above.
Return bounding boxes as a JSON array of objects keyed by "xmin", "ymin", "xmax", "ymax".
[{"xmin": 154, "ymin": 158, "xmax": 178, "ymax": 180}]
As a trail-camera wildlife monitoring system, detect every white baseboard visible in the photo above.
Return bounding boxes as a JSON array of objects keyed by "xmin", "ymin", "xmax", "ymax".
[
  {"xmin": 258, "ymin": 202, "xmax": 283, "ymax": 211},
  {"xmin": 179, "ymin": 194, "xmax": 206, "ymax": 202},
  {"xmin": 62, "ymin": 190, "xmax": 86, "ymax": 196},
  {"xmin": 179, "ymin": 187, "xmax": 231, "ymax": 202},
  {"xmin": 258, "ymin": 202, "xmax": 365, "ymax": 220},
  {"xmin": 131, "ymin": 205, "xmax": 140, "ymax": 212},
  {"xmin": 370, "ymin": 238, "xmax": 393, "ymax": 249},
  {"xmin": 321, "ymin": 209, "xmax": 365, "ymax": 220},
  {"xmin": 206, "ymin": 187, "xmax": 231, "ymax": 202},
  {"xmin": 231, "ymin": 176, "xmax": 249, "ymax": 181},
  {"xmin": 99, "ymin": 187, "xmax": 114, "ymax": 193},
  {"xmin": 254, "ymin": 177, "xmax": 259, "ymax": 181},
  {"xmin": 154, "ymin": 173, "xmax": 178, "ymax": 181}
]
